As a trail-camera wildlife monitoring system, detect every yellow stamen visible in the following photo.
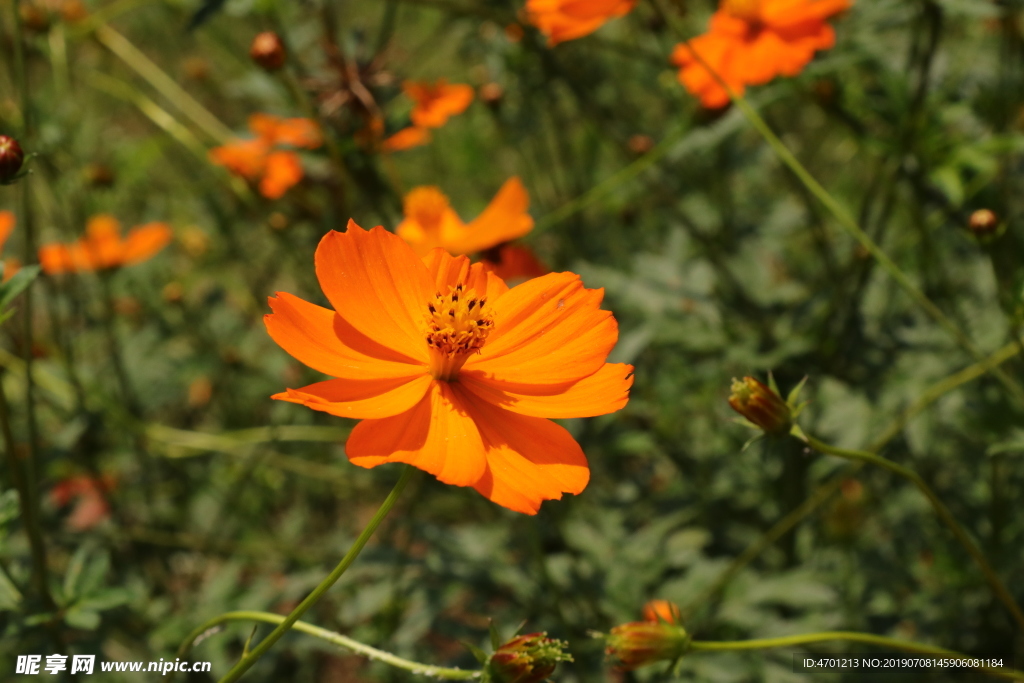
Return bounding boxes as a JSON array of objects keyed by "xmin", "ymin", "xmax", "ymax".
[
  {"xmin": 424, "ymin": 283, "xmax": 494, "ymax": 381},
  {"xmin": 722, "ymin": 0, "xmax": 761, "ymax": 22}
]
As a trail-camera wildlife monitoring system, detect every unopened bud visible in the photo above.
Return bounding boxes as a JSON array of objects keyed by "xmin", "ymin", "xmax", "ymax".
[
  {"xmin": 250, "ymin": 32, "xmax": 286, "ymax": 71},
  {"xmin": 968, "ymin": 208, "xmax": 998, "ymax": 237},
  {"xmin": 0, "ymin": 136, "xmax": 25, "ymax": 184},
  {"xmin": 480, "ymin": 83, "xmax": 504, "ymax": 108},
  {"xmin": 486, "ymin": 633, "xmax": 572, "ymax": 683},
  {"xmin": 606, "ymin": 621, "xmax": 690, "ymax": 671},
  {"xmin": 729, "ymin": 376, "xmax": 792, "ymax": 435}
]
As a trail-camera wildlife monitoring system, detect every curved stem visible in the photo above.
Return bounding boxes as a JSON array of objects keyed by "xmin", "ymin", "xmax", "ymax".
[
  {"xmin": 690, "ymin": 632, "xmax": 1024, "ymax": 681},
  {"xmin": 190, "ymin": 465, "xmax": 416, "ymax": 682},
  {"xmin": 804, "ymin": 434, "xmax": 1024, "ymax": 630},
  {"xmin": 179, "ymin": 611, "xmax": 479, "ymax": 680}
]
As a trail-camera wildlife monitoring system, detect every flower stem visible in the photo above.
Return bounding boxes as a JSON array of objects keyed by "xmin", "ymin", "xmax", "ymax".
[
  {"xmin": 689, "ymin": 632, "xmax": 1024, "ymax": 681},
  {"xmin": 802, "ymin": 434, "xmax": 1024, "ymax": 630},
  {"xmin": 178, "ymin": 610, "xmax": 479, "ymax": 680},
  {"xmin": 205, "ymin": 465, "xmax": 416, "ymax": 682}
]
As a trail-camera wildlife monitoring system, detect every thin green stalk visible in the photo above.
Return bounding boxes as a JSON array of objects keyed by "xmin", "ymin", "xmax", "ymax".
[
  {"xmin": 803, "ymin": 433, "xmax": 1024, "ymax": 630},
  {"xmin": 647, "ymin": 0, "xmax": 1024, "ymax": 406},
  {"xmin": 685, "ymin": 341, "xmax": 1022, "ymax": 615},
  {"xmin": 689, "ymin": 632, "xmax": 1024, "ymax": 681},
  {"xmin": 207, "ymin": 465, "xmax": 416, "ymax": 682},
  {"xmin": 178, "ymin": 611, "xmax": 479, "ymax": 679}
]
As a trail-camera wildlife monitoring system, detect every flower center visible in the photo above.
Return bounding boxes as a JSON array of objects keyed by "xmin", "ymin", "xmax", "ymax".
[
  {"xmin": 404, "ymin": 186, "xmax": 451, "ymax": 233},
  {"xmin": 424, "ymin": 283, "xmax": 494, "ymax": 381},
  {"xmin": 722, "ymin": 0, "xmax": 761, "ymax": 22}
]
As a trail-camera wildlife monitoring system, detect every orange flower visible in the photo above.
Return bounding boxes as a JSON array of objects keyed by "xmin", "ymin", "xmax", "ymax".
[
  {"xmin": 526, "ymin": 0, "xmax": 637, "ymax": 46},
  {"xmin": 481, "ymin": 244, "xmax": 549, "ymax": 284},
  {"xmin": 403, "ymin": 80, "xmax": 475, "ymax": 129},
  {"xmin": 209, "ymin": 113, "xmax": 322, "ymax": 198},
  {"xmin": 642, "ymin": 599, "xmax": 682, "ymax": 624},
  {"xmin": 382, "ymin": 126, "xmax": 432, "ymax": 152},
  {"xmin": 672, "ymin": 0, "xmax": 852, "ymax": 108},
  {"xmin": 38, "ymin": 215, "xmax": 172, "ymax": 274},
  {"xmin": 265, "ymin": 223, "xmax": 633, "ymax": 514},
  {"xmin": 397, "ymin": 178, "xmax": 534, "ymax": 257},
  {"xmin": 0, "ymin": 210, "xmax": 20, "ymax": 281}
]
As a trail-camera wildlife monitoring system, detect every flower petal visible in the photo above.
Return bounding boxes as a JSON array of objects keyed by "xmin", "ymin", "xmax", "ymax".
[
  {"xmin": 466, "ymin": 272, "xmax": 617, "ymax": 384},
  {"xmin": 260, "ymin": 151, "xmax": 303, "ymax": 199},
  {"xmin": 122, "ymin": 223, "xmax": 172, "ymax": 265},
  {"xmin": 458, "ymin": 389, "xmax": 589, "ymax": 515},
  {"xmin": 383, "ymin": 126, "xmax": 431, "ymax": 152},
  {"xmin": 444, "ymin": 177, "xmax": 534, "ymax": 254},
  {"xmin": 273, "ymin": 374, "xmax": 432, "ymax": 419},
  {"xmin": 460, "ymin": 362, "xmax": 633, "ymax": 418},
  {"xmin": 345, "ymin": 381, "xmax": 487, "ymax": 486},
  {"xmin": 265, "ymin": 292, "xmax": 426, "ymax": 380},
  {"xmin": 315, "ymin": 223, "xmax": 433, "ymax": 364},
  {"xmin": 422, "ymin": 249, "xmax": 509, "ymax": 300},
  {"xmin": 0, "ymin": 211, "xmax": 14, "ymax": 253}
]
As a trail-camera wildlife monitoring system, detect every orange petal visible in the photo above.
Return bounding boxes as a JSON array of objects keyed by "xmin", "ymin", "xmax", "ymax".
[
  {"xmin": 2, "ymin": 258, "xmax": 20, "ymax": 283},
  {"xmin": 270, "ymin": 118, "xmax": 323, "ymax": 149},
  {"xmin": 408, "ymin": 82, "xmax": 475, "ymax": 128},
  {"xmin": 273, "ymin": 374, "xmax": 433, "ymax": 419},
  {"xmin": 259, "ymin": 151, "xmax": 304, "ymax": 199},
  {"xmin": 444, "ymin": 177, "xmax": 534, "ymax": 254},
  {"xmin": 345, "ymin": 381, "xmax": 488, "ymax": 486},
  {"xmin": 209, "ymin": 139, "xmax": 270, "ymax": 179},
  {"xmin": 248, "ymin": 113, "xmax": 283, "ymax": 142},
  {"xmin": 480, "ymin": 244, "xmax": 549, "ymax": 284},
  {"xmin": 382, "ymin": 126, "xmax": 431, "ymax": 152},
  {"xmin": 460, "ymin": 362, "xmax": 633, "ymax": 418},
  {"xmin": 38, "ymin": 244, "xmax": 76, "ymax": 274},
  {"xmin": 397, "ymin": 186, "xmax": 465, "ymax": 256},
  {"xmin": 122, "ymin": 222, "xmax": 172, "ymax": 265},
  {"xmin": 0, "ymin": 211, "xmax": 14, "ymax": 253},
  {"xmin": 314, "ymin": 223, "xmax": 433, "ymax": 364},
  {"xmin": 459, "ymin": 388, "xmax": 589, "ymax": 515},
  {"xmin": 466, "ymin": 272, "xmax": 617, "ymax": 384},
  {"xmin": 422, "ymin": 249, "xmax": 509, "ymax": 301},
  {"xmin": 265, "ymin": 292, "xmax": 427, "ymax": 380},
  {"xmin": 82, "ymin": 215, "xmax": 124, "ymax": 269}
]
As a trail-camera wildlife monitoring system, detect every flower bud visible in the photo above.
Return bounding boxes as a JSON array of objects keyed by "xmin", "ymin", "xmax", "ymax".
[
  {"xmin": 728, "ymin": 376, "xmax": 792, "ymax": 435},
  {"xmin": 250, "ymin": 32, "xmax": 287, "ymax": 71},
  {"xmin": 606, "ymin": 621, "xmax": 690, "ymax": 671},
  {"xmin": 0, "ymin": 136, "xmax": 25, "ymax": 184},
  {"xmin": 486, "ymin": 633, "xmax": 572, "ymax": 683},
  {"xmin": 968, "ymin": 208, "xmax": 998, "ymax": 237}
]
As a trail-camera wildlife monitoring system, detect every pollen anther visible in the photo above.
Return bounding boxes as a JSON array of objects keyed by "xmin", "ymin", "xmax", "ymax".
[{"xmin": 424, "ymin": 284, "xmax": 495, "ymax": 381}]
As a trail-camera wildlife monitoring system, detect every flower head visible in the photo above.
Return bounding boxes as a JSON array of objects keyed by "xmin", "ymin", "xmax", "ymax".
[
  {"xmin": 728, "ymin": 375, "xmax": 794, "ymax": 435},
  {"xmin": 605, "ymin": 620, "xmax": 690, "ymax": 671},
  {"xmin": 486, "ymin": 633, "xmax": 573, "ymax": 683},
  {"xmin": 0, "ymin": 135, "xmax": 25, "ymax": 184},
  {"xmin": 671, "ymin": 0, "xmax": 852, "ymax": 108},
  {"xmin": 250, "ymin": 31, "xmax": 287, "ymax": 71},
  {"xmin": 526, "ymin": 0, "xmax": 637, "ymax": 46},
  {"xmin": 209, "ymin": 114, "xmax": 322, "ymax": 198},
  {"xmin": 265, "ymin": 223, "xmax": 632, "ymax": 514},
  {"xmin": 968, "ymin": 208, "xmax": 999, "ymax": 238},
  {"xmin": 397, "ymin": 178, "xmax": 533, "ymax": 257},
  {"xmin": 38, "ymin": 215, "xmax": 172, "ymax": 274}
]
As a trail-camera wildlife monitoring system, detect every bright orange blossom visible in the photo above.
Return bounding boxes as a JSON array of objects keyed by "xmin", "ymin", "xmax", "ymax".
[
  {"xmin": 404, "ymin": 80, "xmax": 475, "ymax": 128},
  {"xmin": 672, "ymin": 0, "xmax": 851, "ymax": 108},
  {"xmin": 265, "ymin": 223, "xmax": 633, "ymax": 514},
  {"xmin": 396, "ymin": 178, "xmax": 533, "ymax": 257},
  {"xmin": 526, "ymin": 0, "xmax": 637, "ymax": 46},
  {"xmin": 38, "ymin": 215, "xmax": 172, "ymax": 274},
  {"xmin": 210, "ymin": 114, "xmax": 322, "ymax": 199}
]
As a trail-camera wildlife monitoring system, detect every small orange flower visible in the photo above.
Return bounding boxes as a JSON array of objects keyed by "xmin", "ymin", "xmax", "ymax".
[
  {"xmin": 481, "ymin": 244, "xmax": 549, "ymax": 285},
  {"xmin": 0, "ymin": 211, "xmax": 21, "ymax": 281},
  {"xmin": 526, "ymin": 0, "xmax": 637, "ymax": 46},
  {"xmin": 38, "ymin": 215, "xmax": 172, "ymax": 274},
  {"xmin": 397, "ymin": 178, "xmax": 534, "ymax": 257},
  {"xmin": 403, "ymin": 80, "xmax": 475, "ymax": 129},
  {"xmin": 209, "ymin": 114, "xmax": 322, "ymax": 198},
  {"xmin": 672, "ymin": 0, "xmax": 852, "ymax": 108},
  {"xmin": 265, "ymin": 223, "xmax": 633, "ymax": 515}
]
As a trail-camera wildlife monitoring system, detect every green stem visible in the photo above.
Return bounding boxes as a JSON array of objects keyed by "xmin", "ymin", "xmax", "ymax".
[
  {"xmin": 647, "ymin": 0, "xmax": 1024, "ymax": 406},
  {"xmin": 179, "ymin": 611, "xmax": 479, "ymax": 680},
  {"xmin": 689, "ymin": 632, "xmax": 1024, "ymax": 681},
  {"xmin": 207, "ymin": 465, "xmax": 416, "ymax": 682},
  {"xmin": 803, "ymin": 434, "xmax": 1024, "ymax": 630}
]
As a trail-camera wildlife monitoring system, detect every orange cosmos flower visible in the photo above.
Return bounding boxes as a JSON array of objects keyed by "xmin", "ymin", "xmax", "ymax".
[
  {"xmin": 526, "ymin": 0, "xmax": 637, "ymax": 46},
  {"xmin": 38, "ymin": 214, "xmax": 172, "ymax": 274},
  {"xmin": 671, "ymin": 0, "xmax": 852, "ymax": 108},
  {"xmin": 0, "ymin": 211, "xmax": 21, "ymax": 281},
  {"xmin": 396, "ymin": 178, "xmax": 533, "ymax": 258},
  {"xmin": 209, "ymin": 113, "xmax": 322, "ymax": 198},
  {"xmin": 403, "ymin": 80, "xmax": 475, "ymax": 129},
  {"xmin": 265, "ymin": 223, "xmax": 632, "ymax": 515}
]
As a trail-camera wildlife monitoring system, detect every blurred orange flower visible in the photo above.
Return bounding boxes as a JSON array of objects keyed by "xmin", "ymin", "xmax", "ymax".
[
  {"xmin": 526, "ymin": 0, "xmax": 637, "ymax": 46},
  {"xmin": 382, "ymin": 80, "xmax": 474, "ymax": 153},
  {"xmin": 481, "ymin": 244, "xmax": 549, "ymax": 285},
  {"xmin": 0, "ymin": 211, "xmax": 21, "ymax": 282},
  {"xmin": 50, "ymin": 475, "xmax": 115, "ymax": 531},
  {"xmin": 397, "ymin": 178, "xmax": 533, "ymax": 257},
  {"xmin": 672, "ymin": 0, "xmax": 852, "ymax": 108},
  {"xmin": 38, "ymin": 215, "xmax": 172, "ymax": 274},
  {"xmin": 265, "ymin": 223, "xmax": 633, "ymax": 514},
  {"xmin": 209, "ymin": 113, "xmax": 322, "ymax": 198},
  {"xmin": 382, "ymin": 126, "xmax": 431, "ymax": 152}
]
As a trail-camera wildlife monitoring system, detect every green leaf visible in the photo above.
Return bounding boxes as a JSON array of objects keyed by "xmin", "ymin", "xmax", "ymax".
[
  {"xmin": 64, "ymin": 607, "xmax": 101, "ymax": 630},
  {"xmin": 0, "ymin": 265, "xmax": 40, "ymax": 317}
]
